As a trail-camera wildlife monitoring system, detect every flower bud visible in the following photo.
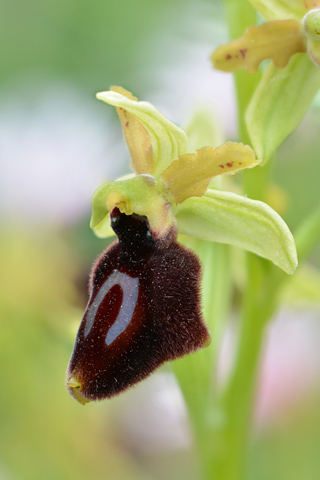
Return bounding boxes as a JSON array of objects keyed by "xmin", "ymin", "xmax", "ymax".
[{"xmin": 303, "ymin": 8, "xmax": 320, "ymax": 66}]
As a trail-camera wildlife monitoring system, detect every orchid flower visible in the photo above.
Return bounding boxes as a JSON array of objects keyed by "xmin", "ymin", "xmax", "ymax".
[
  {"xmin": 90, "ymin": 86, "xmax": 297, "ymax": 274},
  {"xmin": 211, "ymin": 0, "xmax": 320, "ymax": 163},
  {"xmin": 211, "ymin": 1, "xmax": 320, "ymax": 73},
  {"xmin": 66, "ymin": 86, "xmax": 297, "ymax": 404}
]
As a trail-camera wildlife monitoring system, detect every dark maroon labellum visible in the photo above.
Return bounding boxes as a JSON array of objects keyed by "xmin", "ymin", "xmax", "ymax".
[{"xmin": 66, "ymin": 207, "xmax": 210, "ymax": 403}]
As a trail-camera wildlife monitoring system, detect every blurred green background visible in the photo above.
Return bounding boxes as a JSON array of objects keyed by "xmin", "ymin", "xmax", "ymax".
[{"xmin": 1, "ymin": 1, "xmax": 320, "ymax": 479}]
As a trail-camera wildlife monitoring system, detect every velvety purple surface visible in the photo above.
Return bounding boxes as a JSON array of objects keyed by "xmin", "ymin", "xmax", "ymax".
[{"xmin": 67, "ymin": 208, "xmax": 210, "ymax": 400}]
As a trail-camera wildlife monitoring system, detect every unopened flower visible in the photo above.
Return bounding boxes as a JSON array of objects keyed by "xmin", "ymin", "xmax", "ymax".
[
  {"xmin": 66, "ymin": 87, "xmax": 297, "ymax": 404},
  {"xmin": 303, "ymin": 8, "xmax": 320, "ymax": 66},
  {"xmin": 211, "ymin": 0, "xmax": 320, "ymax": 72},
  {"xmin": 211, "ymin": 1, "xmax": 320, "ymax": 164}
]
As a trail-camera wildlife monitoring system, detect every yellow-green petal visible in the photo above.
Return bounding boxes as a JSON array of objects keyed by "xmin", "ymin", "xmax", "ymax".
[
  {"xmin": 110, "ymin": 86, "xmax": 153, "ymax": 175},
  {"xmin": 96, "ymin": 90, "xmax": 188, "ymax": 178},
  {"xmin": 249, "ymin": 0, "xmax": 308, "ymax": 21},
  {"xmin": 246, "ymin": 53, "xmax": 320, "ymax": 164},
  {"xmin": 305, "ymin": 0, "xmax": 320, "ymax": 10},
  {"xmin": 211, "ymin": 20, "xmax": 306, "ymax": 73},
  {"xmin": 173, "ymin": 188, "xmax": 298, "ymax": 274},
  {"xmin": 161, "ymin": 142, "xmax": 259, "ymax": 204}
]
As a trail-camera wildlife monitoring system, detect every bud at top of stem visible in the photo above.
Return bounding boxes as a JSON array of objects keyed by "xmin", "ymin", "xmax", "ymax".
[{"xmin": 303, "ymin": 8, "xmax": 320, "ymax": 66}]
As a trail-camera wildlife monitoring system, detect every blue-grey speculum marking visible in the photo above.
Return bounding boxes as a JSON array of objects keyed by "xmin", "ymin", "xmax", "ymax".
[{"xmin": 84, "ymin": 270, "xmax": 139, "ymax": 345}]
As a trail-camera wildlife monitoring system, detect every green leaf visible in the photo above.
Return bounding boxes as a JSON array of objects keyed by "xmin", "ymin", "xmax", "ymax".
[
  {"xmin": 246, "ymin": 54, "xmax": 320, "ymax": 164},
  {"xmin": 96, "ymin": 91, "xmax": 188, "ymax": 178},
  {"xmin": 249, "ymin": 0, "xmax": 307, "ymax": 21},
  {"xmin": 173, "ymin": 188, "xmax": 298, "ymax": 274}
]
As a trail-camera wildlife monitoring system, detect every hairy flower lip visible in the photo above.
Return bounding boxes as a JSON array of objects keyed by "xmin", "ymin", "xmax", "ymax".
[{"xmin": 67, "ymin": 209, "xmax": 210, "ymax": 401}]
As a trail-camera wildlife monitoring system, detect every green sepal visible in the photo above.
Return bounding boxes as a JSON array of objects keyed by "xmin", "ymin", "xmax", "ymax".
[
  {"xmin": 173, "ymin": 188, "xmax": 298, "ymax": 274},
  {"xmin": 246, "ymin": 54, "xmax": 320, "ymax": 165},
  {"xmin": 96, "ymin": 91, "xmax": 188, "ymax": 178},
  {"xmin": 90, "ymin": 218, "xmax": 115, "ymax": 239}
]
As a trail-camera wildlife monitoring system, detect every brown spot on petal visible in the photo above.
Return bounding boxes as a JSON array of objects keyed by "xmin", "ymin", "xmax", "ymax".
[
  {"xmin": 226, "ymin": 162, "xmax": 233, "ymax": 168},
  {"xmin": 304, "ymin": 0, "xmax": 320, "ymax": 9},
  {"xmin": 219, "ymin": 164, "xmax": 225, "ymax": 168},
  {"xmin": 211, "ymin": 20, "xmax": 306, "ymax": 73},
  {"xmin": 110, "ymin": 86, "xmax": 154, "ymax": 175},
  {"xmin": 240, "ymin": 48, "xmax": 247, "ymax": 58}
]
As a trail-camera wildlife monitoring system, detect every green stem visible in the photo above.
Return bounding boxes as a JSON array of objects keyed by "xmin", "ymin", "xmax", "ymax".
[
  {"xmin": 224, "ymin": 0, "xmax": 274, "ymax": 203},
  {"xmin": 210, "ymin": 256, "xmax": 279, "ymax": 479},
  {"xmin": 207, "ymin": 1, "xmax": 280, "ymax": 479},
  {"xmin": 172, "ymin": 239, "xmax": 232, "ymax": 480},
  {"xmin": 295, "ymin": 204, "xmax": 320, "ymax": 261},
  {"xmin": 215, "ymin": 204, "xmax": 320, "ymax": 478},
  {"xmin": 177, "ymin": 3, "xmax": 320, "ymax": 479},
  {"xmin": 223, "ymin": 0, "xmax": 259, "ymax": 145}
]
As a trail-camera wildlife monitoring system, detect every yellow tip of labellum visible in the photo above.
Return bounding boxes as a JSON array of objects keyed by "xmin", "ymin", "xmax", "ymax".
[
  {"xmin": 67, "ymin": 377, "xmax": 91, "ymax": 405},
  {"xmin": 202, "ymin": 336, "xmax": 212, "ymax": 348}
]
